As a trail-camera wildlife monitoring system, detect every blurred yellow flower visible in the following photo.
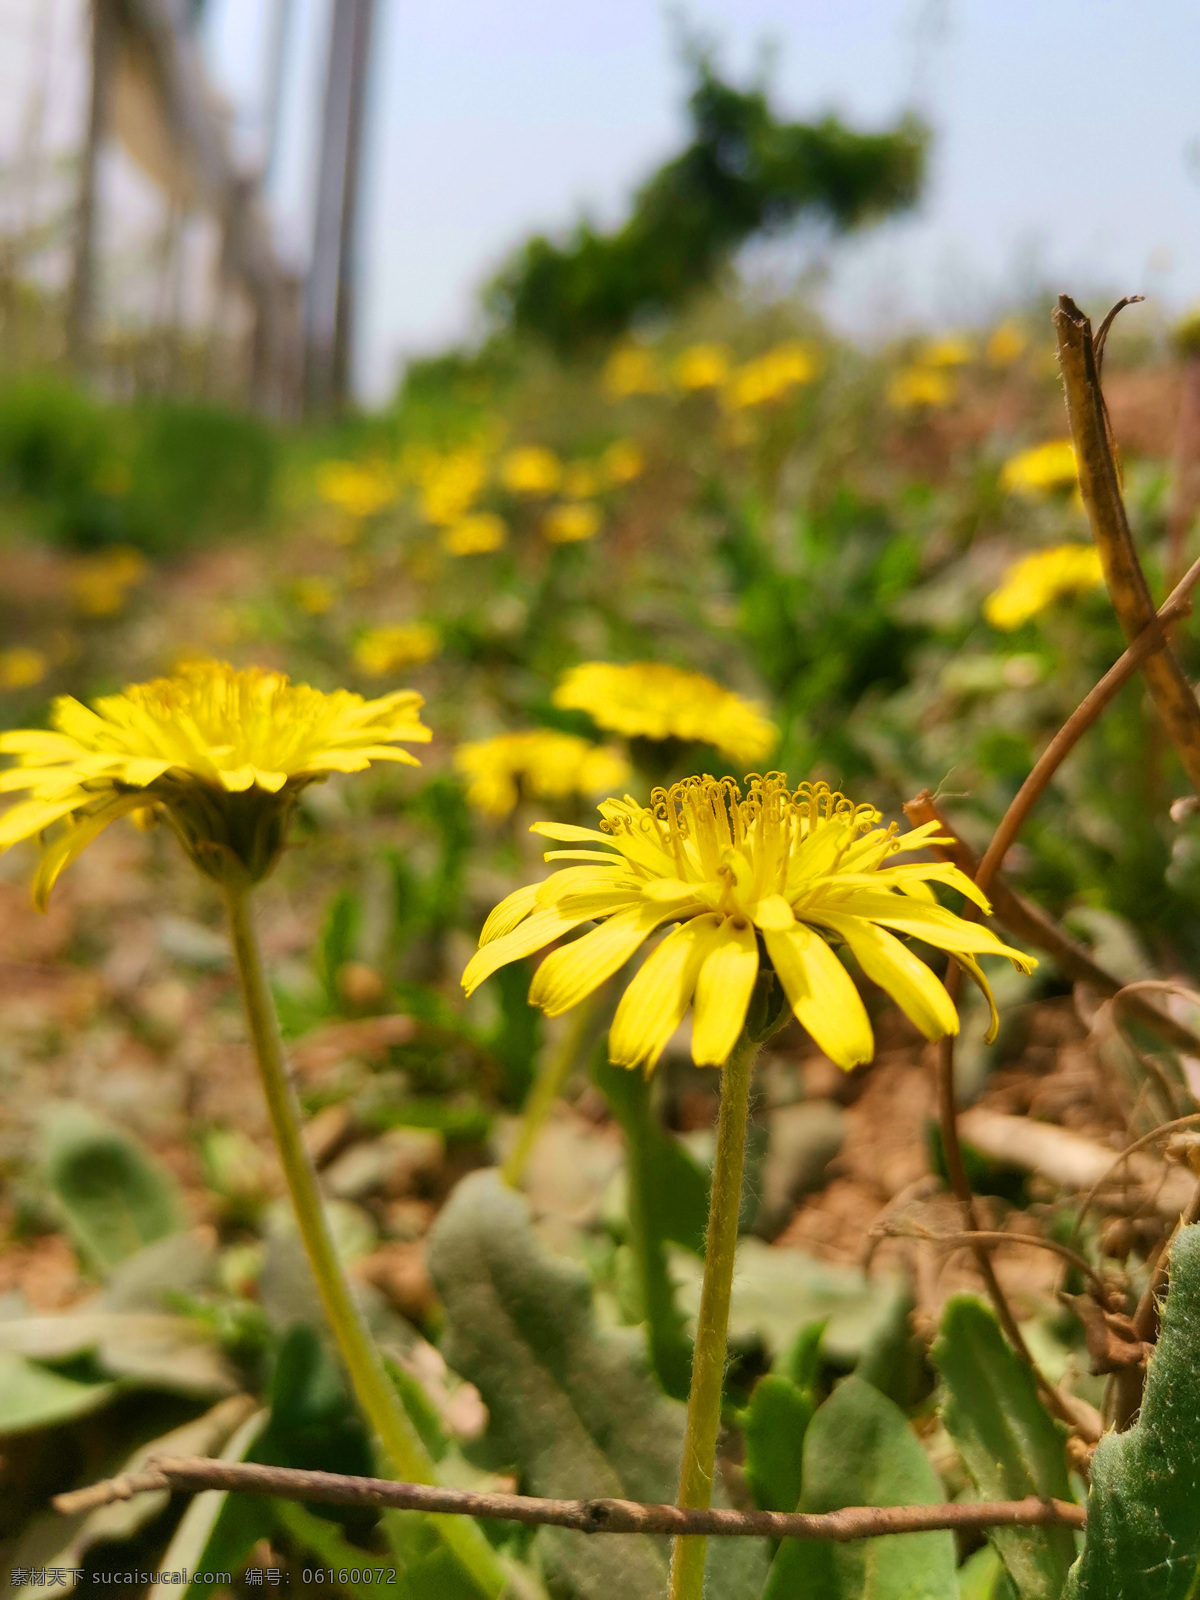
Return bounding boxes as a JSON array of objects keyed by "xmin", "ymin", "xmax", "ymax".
[
  {"xmin": 887, "ymin": 366, "xmax": 956, "ymax": 411},
  {"xmin": 602, "ymin": 345, "xmax": 667, "ymax": 398},
  {"xmin": 983, "ymin": 543, "xmax": 1104, "ymax": 631},
  {"xmin": 292, "ymin": 577, "xmax": 336, "ymax": 615},
  {"xmin": 500, "ymin": 446, "xmax": 562, "ymax": 496},
  {"xmin": 69, "ymin": 548, "xmax": 147, "ymax": 617},
  {"xmin": 600, "ymin": 439, "xmax": 645, "ymax": 486},
  {"xmin": 316, "ymin": 460, "xmax": 395, "ymax": 519},
  {"xmin": 441, "ymin": 512, "xmax": 508, "ymax": 555},
  {"xmin": 724, "ymin": 341, "xmax": 818, "ymax": 409},
  {"xmin": 674, "ymin": 343, "xmax": 733, "ymax": 391},
  {"xmin": 921, "ymin": 335, "xmax": 973, "ymax": 367},
  {"xmin": 0, "ymin": 660, "xmax": 430, "ymax": 903},
  {"xmin": 999, "ymin": 439, "xmax": 1078, "ymax": 498},
  {"xmin": 454, "ymin": 729, "xmax": 630, "ymax": 819},
  {"xmin": 463, "ymin": 775, "xmax": 1033, "ymax": 1069},
  {"xmin": 353, "ymin": 623, "xmax": 440, "ymax": 675},
  {"xmin": 0, "ymin": 647, "xmax": 47, "ymax": 690},
  {"xmin": 543, "ymin": 502, "xmax": 602, "ymax": 544},
  {"xmin": 985, "ymin": 320, "xmax": 1028, "ymax": 367},
  {"xmin": 418, "ymin": 447, "xmax": 489, "ymax": 525},
  {"xmin": 553, "ymin": 661, "xmax": 777, "ymax": 766},
  {"xmin": 562, "ymin": 461, "xmax": 603, "ymax": 499}
]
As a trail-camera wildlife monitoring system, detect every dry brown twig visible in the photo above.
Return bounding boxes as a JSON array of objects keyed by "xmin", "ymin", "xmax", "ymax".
[{"xmin": 53, "ymin": 1456, "xmax": 1086, "ymax": 1539}]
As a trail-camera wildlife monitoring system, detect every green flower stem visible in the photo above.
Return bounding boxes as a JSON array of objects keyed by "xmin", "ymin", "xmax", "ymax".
[
  {"xmin": 223, "ymin": 884, "xmax": 503, "ymax": 1599},
  {"xmin": 501, "ymin": 984, "xmax": 611, "ymax": 1189},
  {"xmin": 668, "ymin": 1029, "xmax": 759, "ymax": 1600}
]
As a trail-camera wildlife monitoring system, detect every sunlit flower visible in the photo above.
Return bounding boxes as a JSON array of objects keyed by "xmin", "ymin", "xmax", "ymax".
[
  {"xmin": 454, "ymin": 730, "xmax": 629, "ymax": 819},
  {"xmin": 600, "ymin": 440, "xmax": 645, "ymax": 486},
  {"xmin": 602, "ymin": 346, "xmax": 667, "ymax": 399},
  {"xmin": 543, "ymin": 502, "xmax": 602, "ymax": 544},
  {"xmin": 921, "ymin": 335, "xmax": 973, "ymax": 367},
  {"xmin": 463, "ymin": 775, "xmax": 1034, "ymax": 1070},
  {"xmin": 418, "ymin": 447, "xmax": 489, "ymax": 526},
  {"xmin": 562, "ymin": 461, "xmax": 603, "ymax": 499},
  {"xmin": 0, "ymin": 647, "xmax": 47, "ymax": 691},
  {"xmin": 69, "ymin": 548, "xmax": 147, "ymax": 618},
  {"xmin": 674, "ymin": 343, "xmax": 732, "ymax": 391},
  {"xmin": 983, "ymin": 544, "xmax": 1104, "ymax": 631},
  {"xmin": 985, "ymin": 321, "xmax": 1028, "ymax": 367},
  {"xmin": 553, "ymin": 661, "xmax": 776, "ymax": 766},
  {"xmin": 500, "ymin": 447, "xmax": 562, "ymax": 496},
  {"xmin": 316, "ymin": 461, "xmax": 395, "ymax": 519},
  {"xmin": 440, "ymin": 512, "xmax": 508, "ymax": 555},
  {"xmin": 353, "ymin": 624, "xmax": 440, "ymax": 675},
  {"xmin": 887, "ymin": 366, "xmax": 956, "ymax": 411},
  {"xmin": 724, "ymin": 342, "xmax": 818, "ymax": 409},
  {"xmin": 291, "ymin": 577, "xmax": 336, "ymax": 615},
  {"xmin": 0, "ymin": 660, "xmax": 430, "ymax": 903},
  {"xmin": 999, "ymin": 440, "xmax": 1078, "ymax": 498}
]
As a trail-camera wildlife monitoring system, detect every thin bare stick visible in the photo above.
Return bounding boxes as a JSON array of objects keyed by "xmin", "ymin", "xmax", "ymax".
[
  {"xmin": 873, "ymin": 1221, "xmax": 1110, "ymax": 1302},
  {"xmin": 53, "ymin": 1457, "xmax": 1086, "ymax": 1539},
  {"xmin": 1068, "ymin": 1112, "xmax": 1200, "ymax": 1243},
  {"xmin": 1055, "ymin": 294, "xmax": 1200, "ymax": 794}
]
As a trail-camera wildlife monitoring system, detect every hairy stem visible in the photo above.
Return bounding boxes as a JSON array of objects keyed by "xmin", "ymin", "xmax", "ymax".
[
  {"xmin": 669, "ymin": 1030, "xmax": 758, "ymax": 1600},
  {"xmin": 223, "ymin": 884, "xmax": 503, "ymax": 1598}
]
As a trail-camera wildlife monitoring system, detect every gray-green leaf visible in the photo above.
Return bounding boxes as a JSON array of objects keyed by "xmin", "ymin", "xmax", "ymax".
[
  {"xmin": 762, "ymin": 1375, "xmax": 958, "ymax": 1600},
  {"xmin": 933, "ymin": 1296, "xmax": 1074, "ymax": 1600},
  {"xmin": 1066, "ymin": 1223, "xmax": 1200, "ymax": 1599}
]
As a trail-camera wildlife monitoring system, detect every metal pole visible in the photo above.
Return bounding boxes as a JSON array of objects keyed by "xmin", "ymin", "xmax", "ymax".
[{"xmin": 67, "ymin": 0, "xmax": 119, "ymax": 372}]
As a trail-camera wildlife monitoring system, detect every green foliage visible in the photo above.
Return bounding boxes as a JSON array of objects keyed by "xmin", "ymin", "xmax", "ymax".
[
  {"xmin": 0, "ymin": 1350, "xmax": 117, "ymax": 1434},
  {"xmin": 125, "ymin": 400, "xmax": 276, "ymax": 550},
  {"xmin": 958, "ymin": 1546, "xmax": 1019, "ymax": 1600},
  {"xmin": 41, "ymin": 1107, "xmax": 186, "ymax": 1276},
  {"xmin": 426, "ymin": 1169, "xmax": 769, "ymax": 1600},
  {"xmin": 742, "ymin": 1372, "xmax": 815, "ymax": 1514},
  {"xmin": 933, "ymin": 1297, "xmax": 1075, "ymax": 1600},
  {"xmin": 1066, "ymin": 1224, "xmax": 1200, "ymax": 1598},
  {"xmin": 488, "ymin": 57, "xmax": 925, "ymax": 352},
  {"xmin": 762, "ymin": 1375, "xmax": 958, "ymax": 1599}
]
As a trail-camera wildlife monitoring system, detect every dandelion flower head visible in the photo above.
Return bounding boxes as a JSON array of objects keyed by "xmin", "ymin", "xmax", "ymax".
[
  {"xmin": 316, "ymin": 460, "xmax": 395, "ymax": 519},
  {"xmin": 500, "ymin": 447, "xmax": 562, "ymax": 497},
  {"xmin": 441, "ymin": 513, "xmax": 507, "ymax": 556},
  {"xmin": 417, "ymin": 447, "xmax": 489, "ymax": 526},
  {"xmin": 920, "ymin": 335, "xmax": 973, "ymax": 368},
  {"xmin": 985, "ymin": 321, "xmax": 1027, "ymax": 367},
  {"xmin": 463, "ymin": 775, "xmax": 1034, "ymax": 1071},
  {"xmin": 0, "ymin": 659, "xmax": 430, "ymax": 902},
  {"xmin": 553, "ymin": 661, "xmax": 777, "ymax": 767},
  {"xmin": 543, "ymin": 502, "xmax": 602, "ymax": 544},
  {"xmin": 0, "ymin": 647, "xmax": 48, "ymax": 691},
  {"xmin": 353, "ymin": 624, "xmax": 440, "ymax": 676},
  {"xmin": 984, "ymin": 544, "xmax": 1104, "ymax": 631},
  {"xmin": 887, "ymin": 366, "xmax": 956, "ymax": 411},
  {"xmin": 600, "ymin": 440, "xmax": 645, "ymax": 486},
  {"xmin": 602, "ymin": 346, "xmax": 667, "ymax": 399},
  {"xmin": 724, "ymin": 342, "xmax": 818, "ymax": 410},
  {"xmin": 454, "ymin": 730, "xmax": 629, "ymax": 819},
  {"xmin": 69, "ymin": 548, "xmax": 147, "ymax": 618},
  {"xmin": 674, "ymin": 344, "xmax": 732, "ymax": 392},
  {"xmin": 999, "ymin": 440, "xmax": 1078, "ymax": 498}
]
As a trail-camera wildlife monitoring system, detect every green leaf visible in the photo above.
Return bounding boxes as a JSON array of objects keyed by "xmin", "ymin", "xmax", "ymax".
[
  {"xmin": 41, "ymin": 1106, "xmax": 185, "ymax": 1275},
  {"xmin": 0, "ymin": 1310, "xmax": 237, "ymax": 1398},
  {"xmin": 777, "ymin": 1320, "xmax": 826, "ymax": 1389},
  {"xmin": 856, "ymin": 1286, "xmax": 928, "ymax": 1411},
  {"xmin": 763, "ymin": 1375, "xmax": 958, "ymax": 1600},
  {"xmin": 159, "ymin": 1406, "xmax": 271, "ymax": 1598},
  {"xmin": 0, "ymin": 1349, "xmax": 116, "ymax": 1434},
  {"xmin": 958, "ymin": 1545, "xmax": 1019, "ymax": 1600},
  {"xmin": 742, "ymin": 1373, "xmax": 814, "ymax": 1513},
  {"xmin": 1066, "ymin": 1223, "xmax": 1200, "ymax": 1598},
  {"xmin": 933, "ymin": 1297, "xmax": 1075, "ymax": 1600},
  {"xmin": 427, "ymin": 1170, "xmax": 769, "ymax": 1600},
  {"xmin": 317, "ymin": 888, "xmax": 364, "ymax": 1009}
]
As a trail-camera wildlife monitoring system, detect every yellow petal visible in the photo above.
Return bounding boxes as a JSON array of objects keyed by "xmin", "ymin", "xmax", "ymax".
[
  {"xmin": 816, "ymin": 912, "xmax": 958, "ymax": 1041},
  {"xmin": 763, "ymin": 924, "xmax": 873, "ymax": 1069},
  {"xmin": 530, "ymin": 902, "xmax": 670, "ymax": 1016},
  {"xmin": 31, "ymin": 793, "xmax": 149, "ymax": 908},
  {"xmin": 824, "ymin": 891, "xmax": 1034, "ymax": 969},
  {"xmin": 609, "ymin": 914, "xmax": 725, "ymax": 1070},
  {"xmin": 692, "ymin": 916, "xmax": 760, "ymax": 1066},
  {"xmin": 529, "ymin": 821, "xmax": 613, "ymax": 845},
  {"xmin": 954, "ymin": 951, "xmax": 1001, "ymax": 1042},
  {"xmin": 751, "ymin": 893, "xmax": 794, "ymax": 931},
  {"xmin": 462, "ymin": 904, "xmax": 604, "ymax": 995},
  {"xmin": 479, "ymin": 882, "xmax": 539, "ymax": 945},
  {"xmin": 0, "ymin": 795, "xmax": 86, "ymax": 849}
]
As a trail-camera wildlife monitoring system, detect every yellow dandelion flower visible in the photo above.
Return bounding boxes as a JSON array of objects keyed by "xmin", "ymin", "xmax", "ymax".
[
  {"xmin": 724, "ymin": 341, "xmax": 818, "ymax": 409},
  {"xmin": 602, "ymin": 346, "xmax": 667, "ymax": 399},
  {"xmin": 441, "ymin": 512, "xmax": 508, "ymax": 555},
  {"xmin": 69, "ymin": 548, "xmax": 147, "ymax": 618},
  {"xmin": 291, "ymin": 577, "xmax": 336, "ymax": 615},
  {"xmin": 316, "ymin": 460, "xmax": 395, "ymax": 519},
  {"xmin": 999, "ymin": 439, "xmax": 1078, "ymax": 498},
  {"xmin": 985, "ymin": 320, "xmax": 1027, "ymax": 367},
  {"xmin": 417, "ymin": 447, "xmax": 489, "ymax": 526},
  {"xmin": 921, "ymin": 335, "xmax": 973, "ymax": 368},
  {"xmin": 553, "ymin": 661, "xmax": 777, "ymax": 767},
  {"xmin": 600, "ymin": 439, "xmax": 645, "ymax": 486},
  {"xmin": 674, "ymin": 343, "xmax": 733, "ymax": 391},
  {"xmin": 543, "ymin": 502, "xmax": 602, "ymax": 544},
  {"xmin": 0, "ymin": 647, "xmax": 47, "ymax": 691},
  {"xmin": 454, "ymin": 730, "xmax": 630, "ymax": 819},
  {"xmin": 562, "ymin": 461, "xmax": 603, "ymax": 500},
  {"xmin": 500, "ymin": 446, "xmax": 562, "ymax": 496},
  {"xmin": 887, "ymin": 366, "xmax": 956, "ymax": 411},
  {"xmin": 353, "ymin": 624, "xmax": 440, "ymax": 675},
  {"xmin": 0, "ymin": 660, "xmax": 430, "ymax": 903},
  {"xmin": 983, "ymin": 544, "xmax": 1104, "ymax": 631},
  {"xmin": 463, "ymin": 775, "xmax": 1034, "ymax": 1070}
]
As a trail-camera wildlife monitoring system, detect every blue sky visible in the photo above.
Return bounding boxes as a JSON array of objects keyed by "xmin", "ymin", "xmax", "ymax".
[{"xmin": 203, "ymin": 0, "xmax": 1200, "ymax": 403}]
